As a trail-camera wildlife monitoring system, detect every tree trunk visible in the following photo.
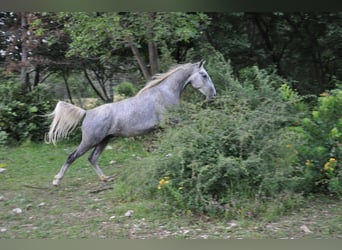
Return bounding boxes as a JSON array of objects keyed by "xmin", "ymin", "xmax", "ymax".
[
  {"xmin": 109, "ymin": 80, "xmax": 114, "ymax": 102},
  {"xmin": 148, "ymin": 41, "xmax": 159, "ymax": 76},
  {"xmin": 62, "ymin": 74, "xmax": 73, "ymax": 104},
  {"xmin": 127, "ymin": 39, "xmax": 151, "ymax": 81},
  {"xmin": 147, "ymin": 12, "xmax": 159, "ymax": 76},
  {"xmin": 34, "ymin": 66, "xmax": 40, "ymax": 87},
  {"xmin": 92, "ymin": 69, "xmax": 110, "ymax": 102},
  {"xmin": 251, "ymin": 13, "xmax": 283, "ymax": 75},
  {"xmin": 83, "ymin": 68, "xmax": 107, "ymax": 102},
  {"xmin": 20, "ymin": 12, "xmax": 29, "ymax": 91}
]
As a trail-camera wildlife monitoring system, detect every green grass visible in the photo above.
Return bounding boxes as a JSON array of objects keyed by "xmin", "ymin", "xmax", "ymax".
[{"xmin": 0, "ymin": 139, "xmax": 341, "ymax": 239}]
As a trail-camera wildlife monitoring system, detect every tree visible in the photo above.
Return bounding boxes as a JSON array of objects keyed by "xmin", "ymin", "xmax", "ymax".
[
  {"xmin": 0, "ymin": 12, "xmax": 75, "ymax": 94},
  {"xmin": 60, "ymin": 12, "xmax": 209, "ymax": 81},
  {"xmin": 2, "ymin": 12, "xmax": 340, "ymax": 101},
  {"xmin": 205, "ymin": 12, "xmax": 342, "ymax": 95}
]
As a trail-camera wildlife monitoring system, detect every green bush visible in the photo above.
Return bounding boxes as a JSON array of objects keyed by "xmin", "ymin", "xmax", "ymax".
[
  {"xmin": 140, "ymin": 59, "xmax": 307, "ymax": 217},
  {"xmin": 296, "ymin": 85, "xmax": 342, "ymax": 195},
  {"xmin": 116, "ymin": 81, "xmax": 136, "ymax": 97},
  {"xmin": 0, "ymin": 77, "xmax": 55, "ymax": 145}
]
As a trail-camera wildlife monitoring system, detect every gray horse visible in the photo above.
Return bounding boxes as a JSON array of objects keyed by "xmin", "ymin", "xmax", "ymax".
[{"xmin": 46, "ymin": 60, "xmax": 216, "ymax": 186}]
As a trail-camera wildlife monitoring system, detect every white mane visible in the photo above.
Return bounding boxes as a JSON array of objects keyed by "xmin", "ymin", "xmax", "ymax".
[{"xmin": 136, "ymin": 63, "xmax": 191, "ymax": 95}]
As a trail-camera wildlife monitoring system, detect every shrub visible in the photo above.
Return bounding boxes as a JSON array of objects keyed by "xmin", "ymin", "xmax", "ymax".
[
  {"xmin": 141, "ymin": 59, "xmax": 306, "ymax": 216},
  {"xmin": 116, "ymin": 81, "xmax": 136, "ymax": 97},
  {"xmin": 0, "ymin": 130, "xmax": 8, "ymax": 145},
  {"xmin": 296, "ymin": 85, "xmax": 342, "ymax": 195},
  {"xmin": 0, "ymin": 77, "xmax": 55, "ymax": 145}
]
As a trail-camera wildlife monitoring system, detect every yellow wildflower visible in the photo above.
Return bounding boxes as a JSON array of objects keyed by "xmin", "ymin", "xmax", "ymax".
[
  {"xmin": 329, "ymin": 157, "xmax": 336, "ymax": 163},
  {"xmin": 157, "ymin": 177, "xmax": 170, "ymax": 190},
  {"xmin": 324, "ymin": 162, "xmax": 330, "ymax": 171},
  {"xmin": 324, "ymin": 158, "xmax": 337, "ymax": 171}
]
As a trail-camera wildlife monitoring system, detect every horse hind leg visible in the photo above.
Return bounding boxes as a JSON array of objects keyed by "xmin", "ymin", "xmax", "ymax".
[
  {"xmin": 53, "ymin": 150, "xmax": 80, "ymax": 186},
  {"xmin": 88, "ymin": 136, "xmax": 111, "ymax": 182},
  {"xmin": 52, "ymin": 143, "xmax": 93, "ymax": 186}
]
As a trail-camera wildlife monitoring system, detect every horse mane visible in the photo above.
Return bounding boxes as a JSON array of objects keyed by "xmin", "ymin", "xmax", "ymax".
[{"xmin": 136, "ymin": 63, "xmax": 191, "ymax": 95}]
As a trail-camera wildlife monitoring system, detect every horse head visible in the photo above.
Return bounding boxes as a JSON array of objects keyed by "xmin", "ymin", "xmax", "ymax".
[{"xmin": 187, "ymin": 60, "xmax": 216, "ymax": 101}]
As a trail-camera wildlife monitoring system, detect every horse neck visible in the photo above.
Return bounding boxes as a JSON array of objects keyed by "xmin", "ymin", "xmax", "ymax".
[{"xmin": 157, "ymin": 65, "xmax": 194, "ymax": 99}]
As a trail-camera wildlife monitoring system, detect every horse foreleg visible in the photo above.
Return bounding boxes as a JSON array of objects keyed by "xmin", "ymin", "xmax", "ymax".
[{"xmin": 88, "ymin": 137, "xmax": 111, "ymax": 182}]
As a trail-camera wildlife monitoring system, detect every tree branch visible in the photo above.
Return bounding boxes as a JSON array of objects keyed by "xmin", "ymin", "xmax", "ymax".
[
  {"xmin": 83, "ymin": 68, "xmax": 107, "ymax": 102},
  {"xmin": 127, "ymin": 38, "xmax": 151, "ymax": 81},
  {"xmin": 62, "ymin": 73, "xmax": 73, "ymax": 104},
  {"xmin": 92, "ymin": 68, "xmax": 110, "ymax": 101}
]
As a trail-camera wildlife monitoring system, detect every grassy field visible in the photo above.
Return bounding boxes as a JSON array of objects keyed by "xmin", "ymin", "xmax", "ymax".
[{"xmin": 0, "ymin": 139, "xmax": 341, "ymax": 239}]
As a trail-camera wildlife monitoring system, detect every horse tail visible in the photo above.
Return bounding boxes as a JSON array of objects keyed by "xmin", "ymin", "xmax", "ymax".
[{"xmin": 45, "ymin": 101, "xmax": 86, "ymax": 145}]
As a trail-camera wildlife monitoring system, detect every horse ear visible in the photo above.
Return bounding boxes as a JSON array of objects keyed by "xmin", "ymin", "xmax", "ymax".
[{"xmin": 199, "ymin": 59, "xmax": 206, "ymax": 68}]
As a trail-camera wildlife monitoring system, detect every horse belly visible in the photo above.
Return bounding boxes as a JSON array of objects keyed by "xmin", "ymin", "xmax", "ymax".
[
  {"xmin": 114, "ymin": 114, "xmax": 159, "ymax": 137},
  {"xmin": 105, "ymin": 99, "xmax": 162, "ymax": 137}
]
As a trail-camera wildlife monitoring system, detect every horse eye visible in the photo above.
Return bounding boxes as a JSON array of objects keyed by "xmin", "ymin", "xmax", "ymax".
[{"xmin": 200, "ymin": 72, "xmax": 208, "ymax": 79}]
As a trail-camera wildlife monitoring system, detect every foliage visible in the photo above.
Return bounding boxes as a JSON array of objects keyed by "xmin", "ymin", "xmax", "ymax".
[
  {"xmin": 60, "ymin": 12, "xmax": 209, "ymax": 80},
  {"xmin": 1, "ymin": 12, "xmax": 341, "ymax": 105},
  {"xmin": 206, "ymin": 12, "xmax": 342, "ymax": 95},
  {"xmin": 295, "ymin": 84, "xmax": 342, "ymax": 195},
  {"xmin": 116, "ymin": 82, "xmax": 136, "ymax": 97},
  {"xmin": 0, "ymin": 76, "xmax": 55, "ymax": 145},
  {"xmin": 1, "ymin": 12, "xmax": 341, "ymax": 102},
  {"xmin": 138, "ymin": 58, "xmax": 307, "ymax": 216}
]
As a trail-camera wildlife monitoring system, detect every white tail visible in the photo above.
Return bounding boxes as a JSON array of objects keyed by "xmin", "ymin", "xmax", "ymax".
[{"xmin": 45, "ymin": 101, "xmax": 86, "ymax": 145}]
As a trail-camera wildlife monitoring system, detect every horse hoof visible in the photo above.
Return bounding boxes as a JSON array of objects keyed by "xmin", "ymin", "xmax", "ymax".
[
  {"xmin": 99, "ymin": 175, "xmax": 108, "ymax": 182},
  {"xmin": 52, "ymin": 179, "xmax": 60, "ymax": 186},
  {"xmin": 100, "ymin": 174, "xmax": 117, "ymax": 182}
]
